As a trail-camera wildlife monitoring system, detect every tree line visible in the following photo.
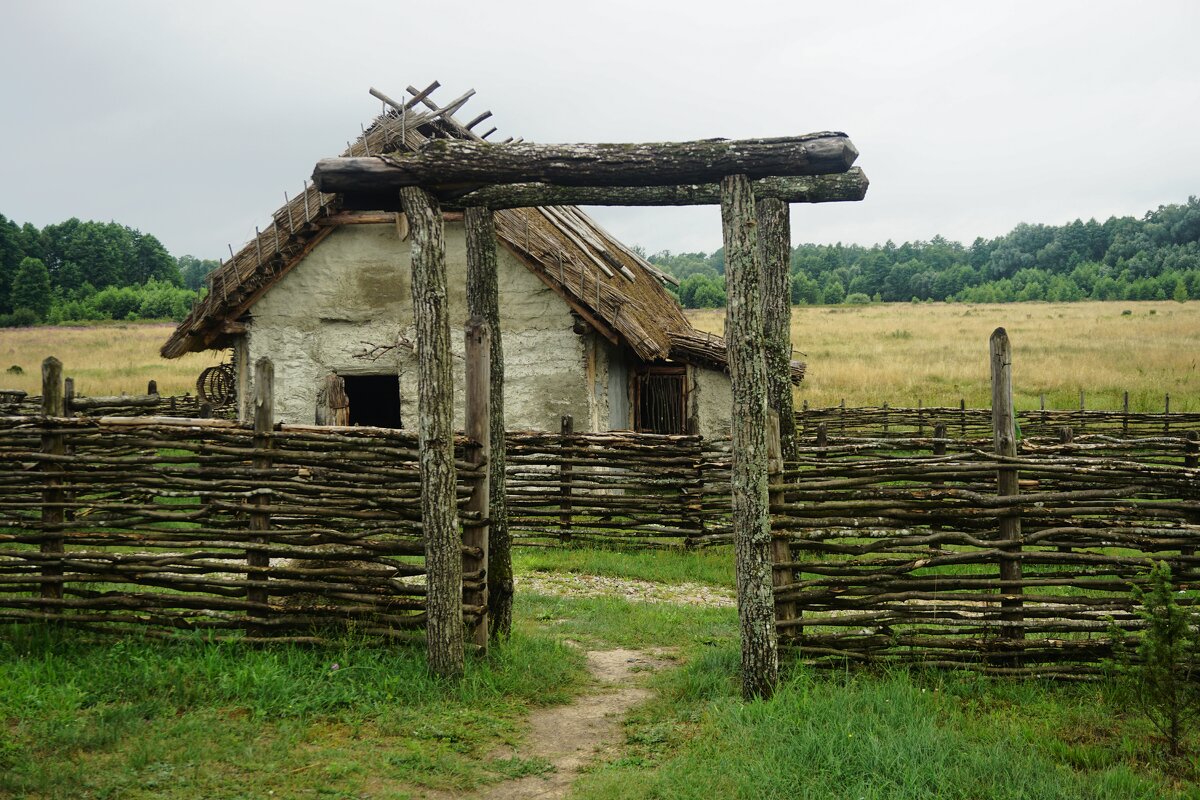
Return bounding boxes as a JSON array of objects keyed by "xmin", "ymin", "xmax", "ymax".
[
  {"xmin": 650, "ymin": 196, "xmax": 1200, "ymax": 308},
  {"xmin": 0, "ymin": 215, "xmax": 219, "ymax": 327}
]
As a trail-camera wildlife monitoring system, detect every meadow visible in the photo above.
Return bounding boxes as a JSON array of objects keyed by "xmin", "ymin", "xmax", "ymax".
[
  {"xmin": 687, "ymin": 300, "xmax": 1200, "ymax": 412},
  {"xmin": 0, "ymin": 323, "xmax": 222, "ymax": 397}
]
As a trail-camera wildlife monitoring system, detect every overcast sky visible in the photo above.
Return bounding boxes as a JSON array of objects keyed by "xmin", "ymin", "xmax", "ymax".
[{"xmin": 2, "ymin": 1, "xmax": 1198, "ymax": 260}]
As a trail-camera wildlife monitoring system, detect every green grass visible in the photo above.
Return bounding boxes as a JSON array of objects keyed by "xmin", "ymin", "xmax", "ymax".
[
  {"xmin": 4, "ymin": 547, "xmax": 1199, "ymax": 798},
  {"xmin": 574, "ymin": 648, "xmax": 1199, "ymax": 800},
  {"xmin": 0, "ymin": 625, "xmax": 586, "ymax": 798},
  {"xmin": 513, "ymin": 544, "xmax": 734, "ymax": 589}
]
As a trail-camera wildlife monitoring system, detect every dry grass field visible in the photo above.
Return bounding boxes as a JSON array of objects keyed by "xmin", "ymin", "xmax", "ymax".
[
  {"xmin": 688, "ymin": 300, "xmax": 1200, "ymax": 412},
  {"xmin": 0, "ymin": 323, "xmax": 224, "ymax": 397}
]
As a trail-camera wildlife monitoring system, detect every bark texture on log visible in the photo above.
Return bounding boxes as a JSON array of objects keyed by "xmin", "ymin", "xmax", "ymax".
[
  {"xmin": 722, "ymin": 173, "xmax": 779, "ymax": 700},
  {"xmin": 400, "ymin": 185, "xmax": 464, "ymax": 679},
  {"xmin": 439, "ymin": 169, "xmax": 869, "ymax": 210},
  {"xmin": 313, "ymin": 133, "xmax": 858, "ymax": 194},
  {"xmin": 465, "ymin": 206, "xmax": 513, "ymax": 641},
  {"xmin": 463, "ymin": 318, "xmax": 490, "ymax": 651},
  {"xmin": 40, "ymin": 357, "xmax": 64, "ymax": 605},
  {"xmin": 757, "ymin": 197, "xmax": 797, "ymax": 462},
  {"xmin": 990, "ymin": 327, "xmax": 1024, "ymax": 642}
]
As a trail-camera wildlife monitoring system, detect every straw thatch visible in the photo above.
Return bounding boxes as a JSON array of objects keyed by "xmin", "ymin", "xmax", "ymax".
[{"xmin": 161, "ymin": 82, "xmax": 789, "ymax": 379}]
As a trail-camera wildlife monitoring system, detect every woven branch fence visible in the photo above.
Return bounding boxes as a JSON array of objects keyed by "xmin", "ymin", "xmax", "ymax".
[
  {"xmin": 1, "ymin": 388, "xmax": 235, "ymax": 420},
  {"xmin": 0, "ymin": 414, "xmax": 484, "ymax": 642},
  {"xmin": 797, "ymin": 402, "xmax": 1199, "ymax": 440}
]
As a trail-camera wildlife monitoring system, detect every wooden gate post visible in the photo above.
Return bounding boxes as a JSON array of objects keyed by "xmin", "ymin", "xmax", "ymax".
[
  {"xmin": 463, "ymin": 318, "xmax": 491, "ymax": 651},
  {"xmin": 559, "ymin": 414, "xmax": 574, "ymax": 543},
  {"xmin": 465, "ymin": 205, "xmax": 513, "ymax": 641},
  {"xmin": 757, "ymin": 197, "xmax": 797, "ymax": 462},
  {"xmin": 40, "ymin": 357, "xmax": 65, "ymax": 609},
  {"xmin": 400, "ymin": 185, "xmax": 464, "ymax": 680},
  {"xmin": 247, "ymin": 357, "xmax": 273, "ymax": 628},
  {"xmin": 989, "ymin": 328, "xmax": 1024, "ymax": 644},
  {"xmin": 722, "ymin": 173, "xmax": 779, "ymax": 700}
]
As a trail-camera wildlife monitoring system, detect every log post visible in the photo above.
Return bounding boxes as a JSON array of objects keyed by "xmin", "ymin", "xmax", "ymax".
[
  {"xmin": 463, "ymin": 318, "xmax": 491, "ymax": 651},
  {"xmin": 40, "ymin": 357, "xmax": 65, "ymax": 609},
  {"xmin": 247, "ymin": 357, "xmax": 273, "ymax": 628},
  {"xmin": 931, "ymin": 422, "xmax": 947, "ymax": 551},
  {"xmin": 757, "ymin": 197, "xmax": 797, "ymax": 461},
  {"xmin": 722, "ymin": 173, "xmax": 778, "ymax": 700},
  {"xmin": 767, "ymin": 411, "xmax": 796, "ymax": 641},
  {"xmin": 1057, "ymin": 426, "xmax": 1074, "ymax": 553},
  {"xmin": 400, "ymin": 185, "xmax": 464, "ymax": 680},
  {"xmin": 1184, "ymin": 431, "xmax": 1198, "ymax": 558},
  {"xmin": 990, "ymin": 328, "xmax": 1023, "ymax": 645},
  {"xmin": 1165, "ymin": 393, "xmax": 1171, "ymax": 434},
  {"xmin": 465, "ymin": 205, "xmax": 512, "ymax": 640},
  {"xmin": 559, "ymin": 414, "xmax": 574, "ymax": 543},
  {"xmin": 960, "ymin": 398, "xmax": 967, "ymax": 438}
]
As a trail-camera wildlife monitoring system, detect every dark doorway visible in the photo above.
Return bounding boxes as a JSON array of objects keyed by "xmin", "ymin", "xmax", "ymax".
[
  {"xmin": 633, "ymin": 366, "xmax": 687, "ymax": 434},
  {"xmin": 342, "ymin": 375, "xmax": 402, "ymax": 428}
]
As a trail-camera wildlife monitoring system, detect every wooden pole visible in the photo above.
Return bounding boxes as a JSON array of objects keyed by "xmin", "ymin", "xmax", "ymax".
[
  {"xmin": 400, "ymin": 185, "xmax": 464, "ymax": 680},
  {"xmin": 767, "ymin": 411, "xmax": 796, "ymax": 641},
  {"xmin": 463, "ymin": 318, "xmax": 491, "ymax": 651},
  {"xmin": 559, "ymin": 414, "xmax": 574, "ymax": 543},
  {"xmin": 465, "ymin": 205, "xmax": 512, "ymax": 641},
  {"xmin": 40, "ymin": 357, "xmax": 65, "ymax": 608},
  {"xmin": 722, "ymin": 173, "xmax": 779, "ymax": 700},
  {"xmin": 757, "ymin": 197, "xmax": 797, "ymax": 461},
  {"xmin": 989, "ymin": 328, "xmax": 1023, "ymax": 645},
  {"xmin": 247, "ymin": 357, "xmax": 273, "ymax": 627}
]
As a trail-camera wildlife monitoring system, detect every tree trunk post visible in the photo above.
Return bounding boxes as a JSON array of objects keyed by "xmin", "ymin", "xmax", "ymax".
[
  {"xmin": 767, "ymin": 411, "xmax": 795, "ymax": 642},
  {"xmin": 990, "ymin": 328, "xmax": 1023, "ymax": 646},
  {"xmin": 463, "ymin": 318, "xmax": 491, "ymax": 651},
  {"xmin": 559, "ymin": 414, "xmax": 574, "ymax": 543},
  {"xmin": 40, "ymin": 357, "xmax": 65, "ymax": 608},
  {"xmin": 722, "ymin": 173, "xmax": 779, "ymax": 700},
  {"xmin": 465, "ymin": 205, "xmax": 512, "ymax": 641},
  {"xmin": 757, "ymin": 197, "xmax": 797, "ymax": 462},
  {"xmin": 400, "ymin": 185, "xmax": 464, "ymax": 680},
  {"xmin": 247, "ymin": 357, "xmax": 273, "ymax": 630}
]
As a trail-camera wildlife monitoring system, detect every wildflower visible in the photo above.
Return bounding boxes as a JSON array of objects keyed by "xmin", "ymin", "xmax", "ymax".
[{"xmin": 331, "ymin": 663, "xmax": 340, "ymax": 672}]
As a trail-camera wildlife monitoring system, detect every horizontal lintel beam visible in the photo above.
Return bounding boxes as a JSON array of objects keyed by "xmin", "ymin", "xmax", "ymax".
[{"xmin": 312, "ymin": 132, "xmax": 858, "ymax": 195}]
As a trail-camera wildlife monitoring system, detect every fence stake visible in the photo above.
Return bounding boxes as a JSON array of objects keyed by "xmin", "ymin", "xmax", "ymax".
[
  {"xmin": 930, "ymin": 422, "xmax": 947, "ymax": 550},
  {"xmin": 767, "ymin": 411, "xmax": 795, "ymax": 640},
  {"xmin": 1057, "ymin": 426, "xmax": 1074, "ymax": 553},
  {"xmin": 40, "ymin": 358, "xmax": 65, "ymax": 610},
  {"xmin": 1165, "ymin": 393, "xmax": 1171, "ymax": 434},
  {"xmin": 959, "ymin": 398, "xmax": 966, "ymax": 438},
  {"xmin": 464, "ymin": 318, "xmax": 491, "ymax": 651},
  {"xmin": 1123, "ymin": 391, "xmax": 1130, "ymax": 436},
  {"xmin": 247, "ymin": 357, "xmax": 273, "ymax": 630},
  {"xmin": 559, "ymin": 414, "xmax": 573, "ymax": 542},
  {"xmin": 1185, "ymin": 432, "xmax": 1198, "ymax": 557},
  {"xmin": 917, "ymin": 399, "xmax": 924, "ymax": 436},
  {"xmin": 990, "ymin": 328, "xmax": 1024, "ymax": 647}
]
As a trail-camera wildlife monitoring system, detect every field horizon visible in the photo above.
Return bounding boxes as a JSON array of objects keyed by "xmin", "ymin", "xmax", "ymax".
[
  {"xmin": 2, "ymin": 300, "xmax": 1197, "ymax": 412},
  {"xmin": 687, "ymin": 299, "xmax": 1200, "ymax": 412}
]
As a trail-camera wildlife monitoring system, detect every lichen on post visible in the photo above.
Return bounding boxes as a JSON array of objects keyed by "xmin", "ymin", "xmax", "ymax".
[
  {"xmin": 721, "ymin": 173, "xmax": 779, "ymax": 700},
  {"xmin": 400, "ymin": 185, "xmax": 464, "ymax": 679}
]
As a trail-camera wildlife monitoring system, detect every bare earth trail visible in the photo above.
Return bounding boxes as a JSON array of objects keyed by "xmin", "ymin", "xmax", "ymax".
[{"xmin": 477, "ymin": 648, "xmax": 671, "ymax": 800}]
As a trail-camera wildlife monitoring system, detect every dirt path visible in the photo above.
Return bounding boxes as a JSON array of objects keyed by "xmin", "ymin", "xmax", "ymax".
[{"xmin": 475, "ymin": 648, "xmax": 671, "ymax": 799}]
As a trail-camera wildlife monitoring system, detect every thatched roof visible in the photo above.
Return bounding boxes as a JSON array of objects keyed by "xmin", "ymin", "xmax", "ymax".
[{"xmin": 161, "ymin": 83, "xmax": 801, "ymax": 384}]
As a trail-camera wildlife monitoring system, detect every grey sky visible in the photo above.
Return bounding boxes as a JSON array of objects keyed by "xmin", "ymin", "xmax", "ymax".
[{"xmin": 2, "ymin": 0, "xmax": 1197, "ymax": 260}]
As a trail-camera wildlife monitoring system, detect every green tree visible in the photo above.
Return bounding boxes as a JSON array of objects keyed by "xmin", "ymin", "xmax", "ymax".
[
  {"xmin": 0, "ymin": 213, "xmax": 24, "ymax": 313},
  {"xmin": 11, "ymin": 257, "xmax": 51, "ymax": 320}
]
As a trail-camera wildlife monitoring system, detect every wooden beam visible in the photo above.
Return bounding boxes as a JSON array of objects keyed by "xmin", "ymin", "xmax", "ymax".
[
  {"xmin": 312, "ymin": 132, "xmax": 858, "ymax": 194},
  {"xmin": 446, "ymin": 169, "xmax": 869, "ymax": 209}
]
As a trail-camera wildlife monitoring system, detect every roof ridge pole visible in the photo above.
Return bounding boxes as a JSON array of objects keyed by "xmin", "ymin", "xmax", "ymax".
[
  {"xmin": 399, "ymin": 184, "xmax": 464, "ymax": 680},
  {"xmin": 722, "ymin": 173, "xmax": 779, "ymax": 701}
]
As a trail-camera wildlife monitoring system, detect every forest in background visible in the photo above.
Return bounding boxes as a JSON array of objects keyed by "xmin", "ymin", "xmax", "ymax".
[
  {"xmin": 652, "ymin": 196, "xmax": 1200, "ymax": 308},
  {"xmin": 0, "ymin": 214, "xmax": 217, "ymax": 327},
  {"xmin": 3, "ymin": 195, "xmax": 1199, "ymax": 325}
]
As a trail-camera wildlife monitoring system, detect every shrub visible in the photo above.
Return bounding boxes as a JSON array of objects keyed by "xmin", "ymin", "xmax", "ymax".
[
  {"xmin": 0, "ymin": 308, "xmax": 39, "ymax": 328},
  {"xmin": 845, "ymin": 292, "xmax": 871, "ymax": 305}
]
